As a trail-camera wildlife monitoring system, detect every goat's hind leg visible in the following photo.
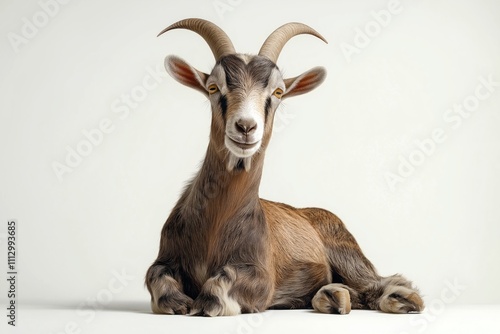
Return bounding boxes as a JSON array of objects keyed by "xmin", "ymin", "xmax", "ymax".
[
  {"xmin": 304, "ymin": 208, "xmax": 424, "ymax": 313},
  {"xmin": 367, "ymin": 274, "xmax": 424, "ymax": 314},
  {"xmin": 146, "ymin": 261, "xmax": 193, "ymax": 315}
]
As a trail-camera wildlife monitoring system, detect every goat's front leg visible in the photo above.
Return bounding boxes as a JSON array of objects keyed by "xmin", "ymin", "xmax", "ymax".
[
  {"xmin": 146, "ymin": 261, "xmax": 193, "ymax": 315},
  {"xmin": 190, "ymin": 266, "xmax": 240, "ymax": 316},
  {"xmin": 190, "ymin": 265, "xmax": 272, "ymax": 316}
]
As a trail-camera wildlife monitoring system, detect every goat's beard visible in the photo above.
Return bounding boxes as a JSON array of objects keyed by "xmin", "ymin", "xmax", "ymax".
[
  {"xmin": 224, "ymin": 134, "xmax": 262, "ymax": 172},
  {"xmin": 226, "ymin": 153, "xmax": 253, "ymax": 172}
]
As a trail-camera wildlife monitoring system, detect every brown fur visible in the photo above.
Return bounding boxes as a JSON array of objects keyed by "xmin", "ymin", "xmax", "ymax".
[
  {"xmin": 145, "ymin": 21, "xmax": 424, "ymax": 316},
  {"xmin": 145, "ymin": 137, "xmax": 424, "ymax": 315}
]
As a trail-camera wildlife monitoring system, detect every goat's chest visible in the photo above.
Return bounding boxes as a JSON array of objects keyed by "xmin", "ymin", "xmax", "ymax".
[
  {"xmin": 179, "ymin": 232, "xmax": 225, "ymax": 290},
  {"xmin": 181, "ymin": 214, "xmax": 263, "ymax": 285}
]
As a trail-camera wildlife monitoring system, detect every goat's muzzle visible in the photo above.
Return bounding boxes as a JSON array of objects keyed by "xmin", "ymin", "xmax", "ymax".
[{"xmin": 224, "ymin": 134, "xmax": 261, "ymax": 158}]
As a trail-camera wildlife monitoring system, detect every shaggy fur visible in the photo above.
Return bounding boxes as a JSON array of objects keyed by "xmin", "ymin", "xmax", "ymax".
[{"xmin": 145, "ymin": 19, "xmax": 424, "ymax": 316}]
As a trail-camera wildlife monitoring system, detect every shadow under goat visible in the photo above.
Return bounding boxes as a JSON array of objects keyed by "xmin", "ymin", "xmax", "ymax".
[{"xmin": 145, "ymin": 18, "xmax": 424, "ymax": 316}]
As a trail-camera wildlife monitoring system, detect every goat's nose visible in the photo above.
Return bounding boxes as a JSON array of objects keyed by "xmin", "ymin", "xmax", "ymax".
[{"xmin": 235, "ymin": 118, "xmax": 257, "ymax": 136}]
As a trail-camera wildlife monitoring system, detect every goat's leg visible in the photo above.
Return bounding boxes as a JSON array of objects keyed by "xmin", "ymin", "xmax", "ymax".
[
  {"xmin": 189, "ymin": 266, "xmax": 240, "ymax": 316},
  {"xmin": 312, "ymin": 277, "xmax": 424, "ymax": 314},
  {"xmin": 364, "ymin": 274, "xmax": 424, "ymax": 313},
  {"xmin": 312, "ymin": 283, "xmax": 357, "ymax": 314},
  {"xmin": 145, "ymin": 260, "xmax": 193, "ymax": 315},
  {"xmin": 304, "ymin": 208, "xmax": 424, "ymax": 313},
  {"xmin": 190, "ymin": 265, "xmax": 272, "ymax": 316},
  {"xmin": 326, "ymin": 236, "xmax": 424, "ymax": 313}
]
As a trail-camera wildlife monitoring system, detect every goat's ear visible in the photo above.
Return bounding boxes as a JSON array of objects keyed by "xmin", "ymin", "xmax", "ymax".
[
  {"xmin": 283, "ymin": 67, "xmax": 326, "ymax": 99},
  {"xmin": 165, "ymin": 55, "xmax": 209, "ymax": 96}
]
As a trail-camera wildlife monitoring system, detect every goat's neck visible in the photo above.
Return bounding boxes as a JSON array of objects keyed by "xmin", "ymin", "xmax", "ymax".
[{"xmin": 184, "ymin": 142, "xmax": 264, "ymax": 220}]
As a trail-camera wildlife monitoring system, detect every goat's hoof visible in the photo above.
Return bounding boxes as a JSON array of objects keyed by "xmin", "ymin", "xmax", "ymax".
[
  {"xmin": 152, "ymin": 293, "xmax": 193, "ymax": 315},
  {"xmin": 312, "ymin": 284, "xmax": 351, "ymax": 315},
  {"xmin": 190, "ymin": 293, "xmax": 224, "ymax": 317},
  {"xmin": 379, "ymin": 285, "xmax": 424, "ymax": 313},
  {"xmin": 190, "ymin": 293, "xmax": 241, "ymax": 317}
]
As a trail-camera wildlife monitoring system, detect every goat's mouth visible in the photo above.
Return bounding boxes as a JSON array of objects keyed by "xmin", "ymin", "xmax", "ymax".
[{"xmin": 224, "ymin": 135, "xmax": 261, "ymax": 158}]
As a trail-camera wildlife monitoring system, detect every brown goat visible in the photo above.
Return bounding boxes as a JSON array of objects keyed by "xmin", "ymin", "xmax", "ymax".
[{"xmin": 145, "ymin": 18, "xmax": 424, "ymax": 316}]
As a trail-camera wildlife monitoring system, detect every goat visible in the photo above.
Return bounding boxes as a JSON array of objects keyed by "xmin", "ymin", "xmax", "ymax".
[{"xmin": 145, "ymin": 18, "xmax": 424, "ymax": 316}]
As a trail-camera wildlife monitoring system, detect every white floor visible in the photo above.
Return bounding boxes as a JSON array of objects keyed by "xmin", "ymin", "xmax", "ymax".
[{"xmin": 3, "ymin": 303, "xmax": 499, "ymax": 334}]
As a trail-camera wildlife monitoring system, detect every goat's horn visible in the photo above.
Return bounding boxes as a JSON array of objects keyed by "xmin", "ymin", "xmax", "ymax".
[
  {"xmin": 258, "ymin": 22, "xmax": 327, "ymax": 63},
  {"xmin": 158, "ymin": 18, "xmax": 235, "ymax": 60}
]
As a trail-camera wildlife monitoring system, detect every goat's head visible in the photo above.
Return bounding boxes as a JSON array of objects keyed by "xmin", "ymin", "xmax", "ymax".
[{"xmin": 159, "ymin": 18, "xmax": 327, "ymax": 171}]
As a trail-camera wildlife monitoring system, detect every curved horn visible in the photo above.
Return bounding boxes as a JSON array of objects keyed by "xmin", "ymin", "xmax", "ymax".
[
  {"xmin": 158, "ymin": 18, "xmax": 235, "ymax": 60},
  {"xmin": 258, "ymin": 22, "xmax": 327, "ymax": 63}
]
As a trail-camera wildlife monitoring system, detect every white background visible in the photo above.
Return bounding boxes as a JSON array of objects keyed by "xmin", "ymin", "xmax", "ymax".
[{"xmin": 1, "ymin": 0, "xmax": 500, "ymax": 332}]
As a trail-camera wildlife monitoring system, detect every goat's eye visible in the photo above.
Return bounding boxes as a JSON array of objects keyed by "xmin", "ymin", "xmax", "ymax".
[
  {"xmin": 208, "ymin": 84, "xmax": 219, "ymax": 94},
  {"xmin": 273, "ymin": 88, "xmax": 284, "ymax": 99}
]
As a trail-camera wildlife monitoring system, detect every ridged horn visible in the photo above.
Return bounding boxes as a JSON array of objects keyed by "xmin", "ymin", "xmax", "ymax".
[
  {"xmin": 158, "ymin": 18, "xmax": 235, "ymax": 60},
  {"xmin": 258, "ymin": 22, "xmax": 327, "ymax": 63}
]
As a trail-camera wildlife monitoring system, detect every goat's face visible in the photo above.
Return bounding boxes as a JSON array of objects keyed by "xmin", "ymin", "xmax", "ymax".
[
  {"xmin": 209, "ymin": 55, "xmax": 283, "ymax": 161},
  {"xmin": 161, "ymin": 19, "xmax": 327, "ymax": 171}
]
